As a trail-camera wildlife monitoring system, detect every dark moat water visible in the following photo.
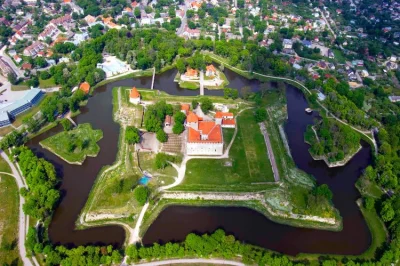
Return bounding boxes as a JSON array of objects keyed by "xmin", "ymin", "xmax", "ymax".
[{"xmin": 27, "ymin": 68, "xmax": 371, "ymax": 255}]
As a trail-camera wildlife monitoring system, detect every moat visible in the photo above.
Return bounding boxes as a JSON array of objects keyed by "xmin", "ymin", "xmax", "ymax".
[{"xmin": 26, "ymin": 67, "xmax": 372, "ymax": 255}]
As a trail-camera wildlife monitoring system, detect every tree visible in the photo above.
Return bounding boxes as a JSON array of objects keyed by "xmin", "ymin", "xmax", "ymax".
[
  {"xmin": 176, "ymin": 58, "xmax": 186, "ymax": 74},
  {"xmin": 254, "ymin": 108, "xmax": 267, "ymax": 122},
  {"xmin": 364, "ymin": 196, "xmax": 375, "ymax": 210},
  {"xmin": 134, "ymin": 7, "xmax": 141, "ymax": 18},
  {"xmin": 40, "ymin": 71, "xmax": 51, "ymax": 80},
  {"xmin": 7, "ymin": 73, "xmax": 17, "ymax": 85},
  {"xmin": 200, "ymin": 98, "xmax": 213, "ymax": 114},
  {"xmin": 155, "ymin": 152, "xmax": 169, "ymax": 169},
  {"xmin": 125, "ymin": 126, "xmax": 140, "ymax": 144},
  {"xmin": 172, "ymin": 123, "xmax": 185, "ymax": 134},
  {"xmin": 380, "ymin": 201, "xmax": 394, "ymax": 222},
  {"xmin": 192, "ymin": 100, "xmax": 198, "ymax": 109},
  {"xmin": 314, "ymin": 184, "xmax": 333, "ymax": 201},
  {"xmin": 61, "ymin": 119, "xmax": 72, "ymax": 131},
  {"xmin": 134, "ymin": 186, "xmax": 148, "ymax": 206},
  {"xmin": 186, "ymin": 10, "xmax": 194, "ymax": 18},
  {"xmin": 156, "ymin": 129, "xmax": 168, "ymax": 142}
]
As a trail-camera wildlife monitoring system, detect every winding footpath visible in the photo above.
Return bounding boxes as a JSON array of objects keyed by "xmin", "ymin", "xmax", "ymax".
[{"xmin": 0, "ymin": 150, "xmax": 38, "ymax": 266}]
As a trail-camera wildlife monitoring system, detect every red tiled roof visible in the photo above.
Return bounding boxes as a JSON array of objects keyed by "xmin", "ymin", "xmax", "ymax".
[
  {"xmin": 187, "ymin": 111, "xmax": 199, "ymax": 123},
  {"xmin": 79, "ymin": 82, "xmax": 90, "ymax": 94},
  {"xmin": 215, "ymin": 112, "xmax": 233, "ymax": 118},
  {"xmin": 206, "ymin": 64, "xmax": 216, "ymax": 73},
  {"xmin": 130, "ymin": 87, "xmax": 140, "ymax": 98},
  {"xmin": 185, "ymin": 67, "xmax": 198, "ymax": 77},
  {"xmin": 222, "ymin": 119, "xmax": 236, "ymax": 125},
  {"xmin": 188, "ymin": 121, "xmax": 222, "ymax": 143},
  {"xmin": 21, "ymin": 63, "xmax": 32, "ymax": 70},
  {"xmin": 181, "ymin": 104, "xmax": 190, "ymax": 112}
]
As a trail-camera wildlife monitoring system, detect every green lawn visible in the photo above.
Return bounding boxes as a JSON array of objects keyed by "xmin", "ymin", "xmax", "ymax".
[
  {"xmin": 179, "ymin": 81, "xmax": 199, "ymax": 90},
  {"xmin": 11, "ymin": 85, "xmax": 29, "ymax": 91},
  {"xmin": 39, "ymin": 77, "xmax": 56, "ymax": 88},
  {"xmin": 223, "ymin": 128, "xmax": 235, "ymax": 149},
  {"xmin": 332, "ymin": 49, "xmax": 346, "ymax": 64},
  {"xmin": 40, "ymin": 123, "xmax": 103, "ymax": 164},
  {"xmin": 0, "ymin": 158, "xmax": 21, "ymax": 266},
  {"xmin": 177, "ymin": 110, "xmax": 274, "ymax": 191}
]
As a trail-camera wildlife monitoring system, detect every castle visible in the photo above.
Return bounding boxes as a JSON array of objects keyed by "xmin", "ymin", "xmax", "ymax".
[{"xmin": 185, "ymin": 109, "xmax": 235, "ymax": 156}]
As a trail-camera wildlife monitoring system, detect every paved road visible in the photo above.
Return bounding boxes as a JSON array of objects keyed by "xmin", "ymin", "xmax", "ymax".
[
  {"xmin": 176, "ymin": 1, "xmax": 188, "ymax": 36},
  {"xmin": 259, "ymin": 122, "xmax": 280, "ymax": 182},
  {"xmin": 0, "ymin": 46, "xmax": 23, "ymax": 78},
  {"xmin": 130, "ymin": 258, "xmax": 245, "ymax": 266},
  {"xmin": 0, "ymin": 150, "xmax": 36, "ymax": 266}
]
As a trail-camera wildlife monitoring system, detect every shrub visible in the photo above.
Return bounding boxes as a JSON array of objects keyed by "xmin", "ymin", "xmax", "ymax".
[
  {"xmin": 134, "ymin": 186, "xmax": 148, "ymax": 206},
  {"xmin": 125, "ymin": 126, "xmax": 140, "ymax": 144},
  {"xmin": 156, "ymin": 129, "xmax": 168, "ymax": 142}
]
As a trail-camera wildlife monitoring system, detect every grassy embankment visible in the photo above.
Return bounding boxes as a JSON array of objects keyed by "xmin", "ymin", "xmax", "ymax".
[
  {"xmin": 0, "ymin": 157, "xmax": 21, "ymax": 266},
  {"xmin": 39, "ymin": 123, "xmax": 103, "ymax": 164},
  {"xmin": 175, "ymin": 109, "xmax": 275, "ymax": 192}
]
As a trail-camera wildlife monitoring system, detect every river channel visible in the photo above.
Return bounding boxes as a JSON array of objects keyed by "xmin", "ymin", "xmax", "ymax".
[{"xmin": 27, "ymin": 67, "xmax": 371, "ymax": 255}]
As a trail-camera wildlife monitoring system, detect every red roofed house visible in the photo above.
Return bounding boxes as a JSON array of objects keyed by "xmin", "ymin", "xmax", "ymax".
[
  {"xmin": 21, "ymin": 63, "xmax": 32, "ymax": 70},
  {"xmin": 205, "ymin": 64, "xmax": 217, "ymax": 77},
  {"xmin": 215, "ymin": 112, "xmax": 235, "ymax": 128},
  {"xmin": 129, "ymin": 87, "xmax": 141, "ymax": 104},
  {"xmin": 79, "ymin": 82, "xmax": 91, "ymax": 94},
  {"xmin": 186, "ymin": 111, "xmax": 223, "ymax": 155},
  {"xmin": 183, "ymin": 67, "xmax": 199, "ymax": 80}
]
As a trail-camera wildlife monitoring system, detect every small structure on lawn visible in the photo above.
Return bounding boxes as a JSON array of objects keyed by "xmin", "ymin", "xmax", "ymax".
[
  {"xmin": 79, "ymin": 82, "xmax": 90, "ymax": 94},
  {"xmin": 129, "ymin": 87, "xmax": 141, "ymax": 104}
]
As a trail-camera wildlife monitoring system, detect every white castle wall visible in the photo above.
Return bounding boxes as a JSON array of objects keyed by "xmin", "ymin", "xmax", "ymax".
[{"xmin": 187, "ymin": 142, "xmax": 223, "ymax": 155}]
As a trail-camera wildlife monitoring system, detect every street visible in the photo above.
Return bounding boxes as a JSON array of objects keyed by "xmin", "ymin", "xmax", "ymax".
[{"xmin": 0, "ymin": 46, "xmax": 24, "ymax": 78}]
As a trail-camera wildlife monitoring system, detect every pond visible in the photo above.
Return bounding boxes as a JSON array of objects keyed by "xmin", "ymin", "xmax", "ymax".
[{"xmin": 26, "ymin": 67, "xmax": 371, "ymax": 255}]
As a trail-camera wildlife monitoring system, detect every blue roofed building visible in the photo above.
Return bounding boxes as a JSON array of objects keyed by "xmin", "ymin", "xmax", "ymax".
[{"xmin": 0, "ymin": 88, "xmax": 44, "ymax": 127}]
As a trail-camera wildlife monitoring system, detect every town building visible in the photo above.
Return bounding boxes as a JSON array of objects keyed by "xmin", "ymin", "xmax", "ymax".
[
  {"xmin": 186, "ymin": 112, "xmax": 223, "ymax": 156},
  {"xmin": 38, "ymin": 25, "xmax": 61, "ymax": 41},
  {"xmin": 182, "ymin": 67, "xmax": 199, "ymax": 80},
  {"xmin": 96, "ymin": 56, "xmax": 130, "ymax": 78},
  {"xmin": 215, "ymin": 112, "xmax": 235, "ymax": 128},
  {"xmin": 129, "ymin": 87, "xmax": 141, "ymax": 104},
  {"xmin": 389, "ymin": 96, "xmax": 400, "ymax": 103},
  {"xmin": 206, "ymin": 64, "xmax": 217, "ymax": 77},
  {"xmin": 23, "ymin": 41, "xmax": 46, "ymax": 57},
  {"xmin": 0, "ymin": 88, "xmax": 43, "ymax": 127}
]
